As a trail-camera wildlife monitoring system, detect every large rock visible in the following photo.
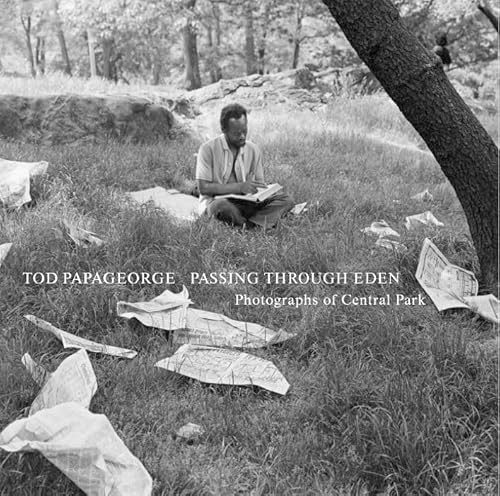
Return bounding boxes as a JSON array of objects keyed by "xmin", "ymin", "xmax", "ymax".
[
  {"xmin": 0, "ymin": 94, "xmax": 192, "ymax": 145},
  {"xmin": 187, "ymin": 68, "xmax": 327, "ymax": 111}
]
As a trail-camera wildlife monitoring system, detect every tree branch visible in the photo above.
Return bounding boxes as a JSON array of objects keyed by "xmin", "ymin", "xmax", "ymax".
[{"xmin": 477, "ymin": 3, "xmax": 499, "ymax": 32}]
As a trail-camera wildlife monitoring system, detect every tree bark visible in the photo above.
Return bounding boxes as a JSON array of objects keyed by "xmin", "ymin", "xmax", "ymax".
[
  {"xmin": 321, "ymin": 0, "xmax": 498, "ymax": 292},
  {"xmin": 257, "ymin": 2, "xmax": 272, "ymax": 75},
  {"xmin": 51, "ymin": 0, "xmax": 71, "ymax": 75},
  {"xmin": 292, "ymin": 0, "xmax": 304, "ymax": 69},
  {"xmin": 245, "ymin": 3, "xmax": 257, "ymax": 75},
  {"xmin": 102, "ymin": 38, "xmax": 113, "ymax": 80},
  {"xmin": 152, "ymin": 50, "xmax": 162, "ymax": 85},
  {"xmin": 478, "ymin": 3, "xmax": 499, "ymax": 32},
  {"xmin": 183, "ymin": 0, "xmax": 201, "ymax": 90},
  {"xmin": 35, "ymin": 37, "xmax": 46, "ymax": 75},
  {"xmin": 206, "ymin": 24, "xmax": 222, "ymax": 83},
  {"xmin": 57, "ymin": 29, "xmax": 72, "ymax": 75},
  {"xmin": 21, "ymin": 16, "xmax": 36, "ymax": 78},
  {"xmin": 210, "ymin": 2, "xmax": 222, "ymax": 82},
  {"xmin": 87, "ymin": 29, "xmax": 97, "ymax": 77}
]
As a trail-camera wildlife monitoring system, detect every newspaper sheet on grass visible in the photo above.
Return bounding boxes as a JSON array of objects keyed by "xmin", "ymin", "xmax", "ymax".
[
  {"xmin": 405, "ymin": 211, "xmax": 444, "ymax": 230},
  {"xmin": 23, "ymin": 349, "xmax": 97, "ymax": 415},
  {"xmin": 0, "ymin": 242, "xmax": 12, "ymax": 267},
  {"xmin": 290, "ymin": 202, "xmax": 308, "ymax": 215},
  {"xmin": 117, "ymin": 287, "xmax": 294, "ymax": 348},
  {"xmin": 0, "ymin": 158, "xmax": 48, "ymax": 208},
  {"xmin": 22, "ymin": 353, "xmax": 50, "ymax": 387},
  {"xmin": 128, "ymin": 187, "xmax": 199, "ymax": 222},
  {"xmin": 25, "ymin": 314, "xmax": 137, "ymax": 359},
  {"xmin": 410, "ymin": 189, "xmax": 433, "ymax": 202},
  {"xmin": 0, "ymin": 402, "xmax": 152, "ymax": 496},
  {"xmin": 463, "ymin": 294, "xmax": 499, "ymax": 324},
  {"xmin": 416, "ymin": 238, "xmax": 498, "ymax": 323},
  {"xmin": 62, "ymin": 220, "xmax": 104, "ymax": 247},
  {"xmin": 117, "ymin": 287, "xmax": 191, "ymax": 330},
  {"xmin": 375, "ymin": 238, "xmax": 407, "ymax": 253},
  {"xmin": 155, "ymin": 344, "xmax": 290, "ymax": 395},
  {"xmin": 361, "ymin": 220, "xmax": 400, "ymax": 238}
]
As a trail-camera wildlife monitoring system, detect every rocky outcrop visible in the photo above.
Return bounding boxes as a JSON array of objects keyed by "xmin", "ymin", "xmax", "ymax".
[
  {"xmin": 187, "ymin": 68, "xmax": 329, "ymax": 111},
  {"xmin": 0, "ymin": 94, "xmax": 194, "ymax": 145}
]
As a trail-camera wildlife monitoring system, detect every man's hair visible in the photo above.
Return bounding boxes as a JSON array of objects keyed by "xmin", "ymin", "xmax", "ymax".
[{"xmin": 220, "ymin": 103, "xmax": 247, "ymax": 131}]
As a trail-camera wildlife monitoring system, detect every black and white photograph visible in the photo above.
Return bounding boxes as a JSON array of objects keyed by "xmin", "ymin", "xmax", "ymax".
[{"xmin": 0, "ymin": 0, "xmax": 498, "ymax": 494}]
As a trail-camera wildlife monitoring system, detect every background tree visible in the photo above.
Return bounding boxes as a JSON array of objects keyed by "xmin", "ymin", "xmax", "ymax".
[
  {"xmin": 321, "ymin": 0, "xmax": 498, "ymax": 291},
  {"xmin": 182, "ymin": 0, "xmax": 201, "ymax": 89}
]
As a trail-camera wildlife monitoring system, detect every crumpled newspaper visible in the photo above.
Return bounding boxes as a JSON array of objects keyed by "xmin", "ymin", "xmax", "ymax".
[
  {"xmin": 410, "ymin": 189, "xmax": 433, "ymax": 202},
  {"xmin": 155, "ymin": 344, "xmax": 290, "ymax": 395},
  {"xmin": 25, "ymin": 315, "xmax": 137, "ymax": 359},
  {"xmin": 362, "ymin": 220, "xmax": 400, "ymax": 238},
  {"xmin": 0, "ymin": 158, "xmax": 48, "ymax": 208},
  {"xmin": 23, "ymin": 349, "xmax": 97, "ymax": 416},
  {"xmin": 375, "ymin": 238, "xmax": 408, "ymax": 252},
  {"xmin": 0, "ymin": 402, "xmax": 152, "ymax": 496},
  {"xmin": 62, "ymin": 220, "xmax": 104, "ymax": 247},
  {"xmin": 128, "ymin": 187, "xmax": 199, "ymax": 222},
  {"xmin": 290, "ymin": 202, "xmax": 308, "ymax": 215},
  {"xmin": 117, "ymin": 287, "xmax": 294, "ymax": 348},
  {"xmin": 405, "ymin": 211, "xmax": 444, "ymax": 230},
  {"xmin": 0, "ymin": 242, "xmax": 12, "ymax": 267}
]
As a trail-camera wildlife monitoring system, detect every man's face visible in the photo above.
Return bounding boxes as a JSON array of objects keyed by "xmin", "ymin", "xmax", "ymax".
[{"xmin": 224, "ymin": 115, "xmax": 247, "ymax": 149}]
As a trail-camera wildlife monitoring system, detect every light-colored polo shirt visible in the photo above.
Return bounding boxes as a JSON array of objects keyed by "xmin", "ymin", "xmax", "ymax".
[{"xmin": 195, "ymin": 134, "xmax": 265, "ymax": 213}]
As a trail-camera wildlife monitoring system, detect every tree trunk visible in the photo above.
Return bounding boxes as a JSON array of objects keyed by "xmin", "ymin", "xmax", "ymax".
[
  {"xmin": 245, "ymin": 3, "xmax": 257, "ymax": 75},
  {"xmin": 152, "ymin": 51, "xmax": 162, "ymax": 85},
  {"xmin": 102, "ymin": 38, "xmax": 113, "ymax": 80},
  {"xmin": 257, "ymin": 2, "xmax": 272, "ymax": 75},
  {"xmin": 183, "ymin": 0, "xmax": 201, "ymax": 90},
  {"xmin": 478, "ymin": 3, "xmax": 499, "ymax": 32},
  {"xmin": 292, "ymin": 0, "xmax": 304, "ymax": 69},
  {"xmin": 321, "ymin": 0, "xmax": 498, "ymax": 292},
  {"xmin": 57, "ymin": 29, "xmax": 72, "ymax": 75},
  {"xmin": 35, "ymin": 37, "xmax": 46, "ymax": 75},
  {"xmin": 87, "ymin": 29, "xmax": 97, "ymax": 77},
  {"xmin": 206, "ymin": 25, "xmax": 221, "ymax": 83},
  {"xmin": 21, "ymin": 16, "xmax": 36, "ymax": 77},
  {"xmin": 207, "ymin": 3, "xmax": 222, "ymax": 82},
  {"xmin": 51, "ymin": 0, "xmax": 72, "ymax": 75}
]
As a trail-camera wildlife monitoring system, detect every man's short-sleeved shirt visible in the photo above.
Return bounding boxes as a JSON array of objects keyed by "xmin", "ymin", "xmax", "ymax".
[{"xmin": 195, "ymin": 134, "xmax": 265, "ymax": 213}]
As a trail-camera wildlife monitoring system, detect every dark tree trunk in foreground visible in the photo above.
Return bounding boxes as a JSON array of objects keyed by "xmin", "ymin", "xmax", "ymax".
[
  {"xmin": 478, "ymin": 3, "xmax": 499, "ymax": 32},
  {"xmin": 183, "ymin": 0, "xmax": 201, "ymax": 90},
  {"xmin": 321, "ymin": 0, "xmax": 498, "ymax": 292}
]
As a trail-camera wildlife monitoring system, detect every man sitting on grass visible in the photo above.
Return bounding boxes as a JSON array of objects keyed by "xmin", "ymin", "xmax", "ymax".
[{"xmin": 195, "ymin": 103, "xmax": 294, "ymax": 228}]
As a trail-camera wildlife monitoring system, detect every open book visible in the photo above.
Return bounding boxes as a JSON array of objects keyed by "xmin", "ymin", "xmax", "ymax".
[{"xmin": 215, "ymin": 183, "xmax": 283, "ymax": 203}]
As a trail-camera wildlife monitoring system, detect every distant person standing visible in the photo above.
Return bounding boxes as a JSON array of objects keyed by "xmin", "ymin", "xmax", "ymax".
[
  {"xmin": 433, "ymin": 32, "xmax": 452, "ymax": 67},
  {"xmin": 195, "ymin": 103, "xmax": 294, "ymax": 228}
]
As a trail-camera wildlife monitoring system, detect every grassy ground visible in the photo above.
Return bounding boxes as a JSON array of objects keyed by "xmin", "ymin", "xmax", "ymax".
[{"xmin": 0, "ymin": 87, "xmax": 497, "ymax": 495}]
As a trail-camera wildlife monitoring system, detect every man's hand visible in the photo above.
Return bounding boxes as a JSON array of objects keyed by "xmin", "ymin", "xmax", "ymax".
[{"xmin": 239, "ymin": 181, "xmax": 259, "ymax": 195}]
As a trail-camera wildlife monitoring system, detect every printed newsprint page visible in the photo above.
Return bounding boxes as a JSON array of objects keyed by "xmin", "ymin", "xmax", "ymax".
[
  {"xmin": 0, "ymin": 402, "xmax": 152, "ymax": 495},
  {"xmin": 416, "ymin": 238, "xmax": 478, "ymax": 311},
  {"xmin": 25, "ymin": 314, "xmax": 138, "ymax": 358},
  {"xmin": 155, "ymin": 344, "xmax": 290, "ymax": 395},
  {"xmin": 24, "ymin": 349, "xmax": 97, "ymax": 415}
]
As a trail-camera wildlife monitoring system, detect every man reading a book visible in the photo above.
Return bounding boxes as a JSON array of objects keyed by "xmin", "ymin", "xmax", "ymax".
[{"xmin": 195, "ymin": 103, "xmax": 294, "ymax": 228}]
